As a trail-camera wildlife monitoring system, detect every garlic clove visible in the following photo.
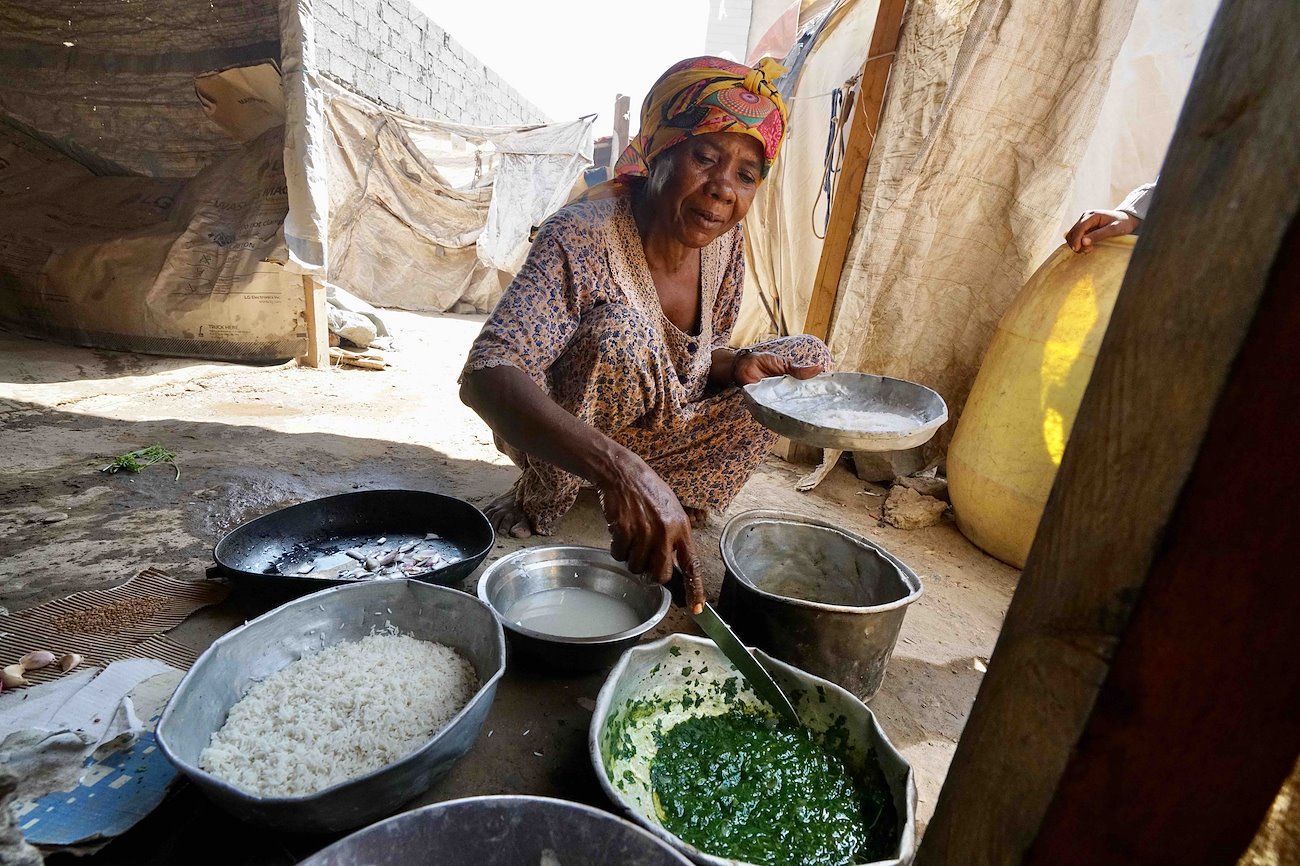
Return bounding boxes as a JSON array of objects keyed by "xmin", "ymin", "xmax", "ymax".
[
  {"xmin": 59, "ymin": 653, "xmax": 83, "ymax": 672},
  {"xmin": 2, "ymin": 664, "xmax": 30, "ymax": 688},
  {"xmin": 20, "ymin": 650, "xmax": 57, "ymax": 671}
]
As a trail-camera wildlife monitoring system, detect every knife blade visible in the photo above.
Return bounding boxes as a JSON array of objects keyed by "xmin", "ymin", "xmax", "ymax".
[
  {"xmin": 668, "ymin": 566, "xmax": 799, "ymax": 724},
  {"xmin": 690, "ymin": 602, "xmax": 801, "ymax": 725}
]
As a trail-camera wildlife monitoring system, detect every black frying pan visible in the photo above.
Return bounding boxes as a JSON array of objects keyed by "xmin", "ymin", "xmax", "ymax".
[{"xmin": 211, "ymin": 490, "xmax": 494, "ymax": 601}]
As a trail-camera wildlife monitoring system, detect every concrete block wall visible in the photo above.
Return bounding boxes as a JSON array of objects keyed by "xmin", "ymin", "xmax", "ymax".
[{"xmin": 313, "ymin": 0, "xmax": 548, "ymax": 125}]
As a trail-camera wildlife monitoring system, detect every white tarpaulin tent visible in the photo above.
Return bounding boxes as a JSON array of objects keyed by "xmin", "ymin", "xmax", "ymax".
[
  {"xmin": 0, "ymin": 0, "xmax": 589, "ymax": 362},
  {"xmin": 324, "ymin": 85, "xmax": 592, "ymax": 314},
  {"xmin": 735, "ymin": 0, "xmax": 1217, "ymax": 440}
]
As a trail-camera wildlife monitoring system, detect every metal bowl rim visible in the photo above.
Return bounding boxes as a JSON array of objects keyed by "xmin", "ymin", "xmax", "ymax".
[
  {"xmin": 741, "ymin": 372, "xmax": 949, "ymax": 451},
  {"xmin": 211, "ymin": 488, "xmax": 495, "ymax": 584},
  {"xmin": 588, "ymin": 632, "xmax": 917, "ymax": 866},
  {"xmin": 300, "ymin": 794, "xmax": 694, "ymax": 865},
  {"xmin": 477, "ymin": 544, "xmax": 672, "ymax": 646},
  {"xmin": 720, "ymin": 509, "xmax": 924, "ymax": 614},
  {"xmin": 155, "ymin": 579, "xmax": 507, "ymax": 805}
]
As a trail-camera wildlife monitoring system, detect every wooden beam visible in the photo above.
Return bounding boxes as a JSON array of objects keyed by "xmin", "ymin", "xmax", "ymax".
[
  {"xmin": 915, "ymin": 0, "xmax": 1300, "ymax": 862},
  {"xmin": 612, "ymin": 94, "xmax": 631, "ymax": 171},
  {"xmin": 1027, "ymin": 211, "xmax": 1300, "ymax": 866},
  {"xmin": 802, "ymin": 0, "xmax": 907, "ymax": 340},
  {"xmin": 300, "ymin": 274, "xmax": 329, "ymax": 369}
]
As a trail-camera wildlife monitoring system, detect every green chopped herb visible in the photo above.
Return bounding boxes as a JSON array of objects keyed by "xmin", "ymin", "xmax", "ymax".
[
  {"xmin": 650, "ymin": 710, "xmax": 896, "ymax": 866},
  {"xmin": 102, "ymin": 445, "xmax": 180, "ymax": 481}
]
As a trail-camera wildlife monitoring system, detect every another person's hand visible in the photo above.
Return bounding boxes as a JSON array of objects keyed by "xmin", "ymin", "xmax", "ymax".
[
  {"xmin": 732, "ymin": 350, "xmax": 823, "ymax": 386},
  {"xmin": 1065, "ymin": 209, "xmax": 1141, "ymax": 253},
  {"xmin": 599, "ymin": 452, "xmax": 705, "ymax": 613}
]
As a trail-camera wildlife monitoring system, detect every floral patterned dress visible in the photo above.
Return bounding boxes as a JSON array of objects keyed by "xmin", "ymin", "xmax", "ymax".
[{"xmin": 462, "ymin": 195, "xmax": 830, "ymax": 534}]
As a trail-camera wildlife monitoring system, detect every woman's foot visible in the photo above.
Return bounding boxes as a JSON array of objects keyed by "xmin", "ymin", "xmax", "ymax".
[
  {"xmin": 484, "ymin": 488, "xmax": 535, "ymax": 538},
  {"xmin": 684, "ymin": 506, "xmax": 712, "ymax": 529}
]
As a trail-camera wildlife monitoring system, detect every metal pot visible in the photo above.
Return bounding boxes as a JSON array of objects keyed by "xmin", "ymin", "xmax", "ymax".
[{"xmin": 718, "ymin": 509, "xmax": 922, "ymax": 701}]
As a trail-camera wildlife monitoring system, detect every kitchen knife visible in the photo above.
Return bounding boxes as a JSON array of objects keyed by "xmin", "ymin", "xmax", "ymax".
[{"xmin": 671, "ymin": 567, "xmax": 800, "ymax": 725}]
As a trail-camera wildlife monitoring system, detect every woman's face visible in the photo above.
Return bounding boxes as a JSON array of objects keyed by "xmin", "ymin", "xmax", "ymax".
[{"xmin": 643, "ymin": 132, "xmax": 764, "ymax": 248}]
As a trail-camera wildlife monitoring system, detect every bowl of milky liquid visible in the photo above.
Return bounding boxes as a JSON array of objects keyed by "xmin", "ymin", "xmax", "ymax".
[{"xmin": 477, "ymin": 545, "xmax": 671, "ymax": 672}]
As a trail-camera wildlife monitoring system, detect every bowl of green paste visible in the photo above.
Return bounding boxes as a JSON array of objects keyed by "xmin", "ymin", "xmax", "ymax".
[{"xmin": 590, "ymin": 634, "xmax": 916, "ymax": 866}]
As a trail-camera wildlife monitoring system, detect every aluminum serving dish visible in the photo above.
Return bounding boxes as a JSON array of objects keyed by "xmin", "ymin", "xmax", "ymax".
[
  {"xmin": 591, "ymin": 634, "xmax": 917, "ymax": 866},
  {"xmin": 156, "ymin": 579, "xmax": 506, "ymax": 833},
  {"xmin": 477, "ymin": 545, "xmax": 671, "ymax": 672},
  {"xmin": 719, "ymin": 509, "xmax": 923, "ymax": 700},
  {"xmin": 297, "ymin": 795, "xmax": 693, "ymax": 866},
  {"xmin": 742, "ymin": 372, "xmax": 948, "ymax": 452}
]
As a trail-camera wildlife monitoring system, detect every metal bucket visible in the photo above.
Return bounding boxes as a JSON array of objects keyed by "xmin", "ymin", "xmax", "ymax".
[{"xmin": 718, "ymin": 510, "xmax": 922, "ymax": 701}]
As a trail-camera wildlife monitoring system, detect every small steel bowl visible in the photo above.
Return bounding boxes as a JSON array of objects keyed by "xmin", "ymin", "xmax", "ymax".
[
  {"xmin": 477, "ymin": 545, "xmax": 671, "ymax": 673},
  {"xmin": 590, "ymin": 634, "xmax": 917, "ymax": 866},
  {"xmin": 156, "ymin": 579, "xmax": 506, "ymax": 834},
  {"xmin": 296, "ymin": 795, "xmax": 693, "ymax": 866}
]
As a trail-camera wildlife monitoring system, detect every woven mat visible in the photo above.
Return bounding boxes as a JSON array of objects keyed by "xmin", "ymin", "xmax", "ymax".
[{"xmin": 0, "ymin": 569, "xmax": 229, "ymax": 684}]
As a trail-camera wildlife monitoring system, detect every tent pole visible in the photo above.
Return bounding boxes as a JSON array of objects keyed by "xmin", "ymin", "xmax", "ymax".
[
  {"xmin": 300, "ymin": 274, "xmax": 329, "ymax": 369},
  {"xmin": 802, "ymin": 0, "xmax": 907, "ymax": 342}
]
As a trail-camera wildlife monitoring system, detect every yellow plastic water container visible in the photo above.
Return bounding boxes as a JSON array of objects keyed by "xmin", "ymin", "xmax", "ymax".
[{"xmin": 947, "ymin": 236, "xmax": 1134, "ymax": 568}]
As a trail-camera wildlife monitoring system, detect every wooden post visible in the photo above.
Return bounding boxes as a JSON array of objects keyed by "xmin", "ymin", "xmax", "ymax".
[
  {"xmin": 801, "ymin": 0, "xmax": 907, "ymax": 340},
  {"xmin": 612, "ymin": 94, "xmax": 631, "ymax": 170},
  {"xmin": 300, "ymin": 274, "xmax": 329, "ymax": 369},
  {"xmin": 916, "ymin": 0, "xmax": 1300, "ymax": 862}
]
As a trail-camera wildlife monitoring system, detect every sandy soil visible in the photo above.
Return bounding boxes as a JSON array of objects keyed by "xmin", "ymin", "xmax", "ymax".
[{"xmin": 0, "ymin": 312, "xmax": 1018, "ymax": 863}]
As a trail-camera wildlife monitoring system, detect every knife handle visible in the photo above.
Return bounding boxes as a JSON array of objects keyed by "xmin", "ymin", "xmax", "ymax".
[
  {"xmin": 668, "ymin": 566, "xmax": 687, "ymax": 608},
  {"xmin": 669, "ymin": 566, "xmax": 705, "ymax": 614}
]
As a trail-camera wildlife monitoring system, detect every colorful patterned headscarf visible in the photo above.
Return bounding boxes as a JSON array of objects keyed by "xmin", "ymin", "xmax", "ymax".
[{"xmin": 583, "ymin": 56, "xmax": 789, "ymax": 201}]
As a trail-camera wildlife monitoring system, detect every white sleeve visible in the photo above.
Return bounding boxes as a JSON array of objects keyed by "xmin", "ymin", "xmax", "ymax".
[{"xmin": 1117, "ymin": 181, "xmax": 1158, "ymax": 223}]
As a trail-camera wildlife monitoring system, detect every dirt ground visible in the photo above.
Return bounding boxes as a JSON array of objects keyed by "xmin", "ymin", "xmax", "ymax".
[{"xmin": 0, "ymin": 312, "xmax": 1019, "ymax": 863}]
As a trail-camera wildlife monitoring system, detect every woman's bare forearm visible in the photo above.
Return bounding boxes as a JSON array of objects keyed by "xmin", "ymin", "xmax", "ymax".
[
  {"xmin": 708, "ymin": 347, "xmax": 738, "ymax": 387},
  {"xmin": 459, "ymin": 365, "xmax": 628, "ymax": 489}
]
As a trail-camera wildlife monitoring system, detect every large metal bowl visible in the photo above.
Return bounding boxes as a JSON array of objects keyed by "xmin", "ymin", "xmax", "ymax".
[
  {"xmin": 591, "ymin": 634, "xmax": 917, "ymax": 866},
  {"xmin": 719, "ymin": 509, "xmax": 923, "ymax": 700},
  {"xmin": 742, "ymin": 372, "xmax": 948, "ymax": 452},
  {"xmin": 156, "ymin": 579, "xmax": 506, "ymax": 833},
  {"xmin": 296, "ymin": 795, "xmax": 693, "ymax": 866},
  {"xmin": 477, "ymin": 545, "xmax": 671, "ymax": 673}
]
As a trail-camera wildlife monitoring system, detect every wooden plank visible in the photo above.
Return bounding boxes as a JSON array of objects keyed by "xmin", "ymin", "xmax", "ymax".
[
  {"xmin": 802, "ymin": 0, "xmax": 907, "ymax": 340},
  {"xmin": 1026, "ymin": 212, "xmax": 1300, "ymax": 866},
  {"xmin": 299, "ymin": 274, "xmax": 329, "ymax": 369},
  {"xmin": 915, "ymin": 0, "xmax": 1300, "ymax": 861},
  {"xmin": 612, "ymin": 94, "xmax": 631, "ymax": 170}
]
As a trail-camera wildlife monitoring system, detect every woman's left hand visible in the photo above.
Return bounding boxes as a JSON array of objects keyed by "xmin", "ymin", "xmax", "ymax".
[{"xmin": 732, "ymin": 350, "xmax": 823, "ymax": 386}]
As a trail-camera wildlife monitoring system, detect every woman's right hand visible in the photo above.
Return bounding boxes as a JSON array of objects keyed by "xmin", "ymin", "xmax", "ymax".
[{"xmin": 599, "ymin": 451, "xmax": 705, "ymax": 613}]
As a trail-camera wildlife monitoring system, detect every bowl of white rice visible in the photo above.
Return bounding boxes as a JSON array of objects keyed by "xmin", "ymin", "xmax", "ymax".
[{"xmin": 156, "ymin": 579, "xmax": 506, "ymax": 833}]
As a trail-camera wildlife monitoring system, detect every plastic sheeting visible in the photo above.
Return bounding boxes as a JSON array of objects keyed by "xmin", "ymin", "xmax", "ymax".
[
  {"xmin": 324, "ymin": 84, "xmax": 592, "ymax": 313},
  {"xmin": 0, "ymin": 0, "xmax": 317, "ymax": 361},
  {"xmin": 0, "ymin": 0, "xmax": 277, "ymax": 179},
  {"xmin": 826, "ymin": 0, "xmax": 1141, "ymax": 447},
  {"xmin": 1060, "ymin": 0, "xmax": 1217, "ymax": 229},
  {"xmin": 279, "ymin": 0, "xmax": 331, "ymax": 276},
  {"xmin": 736, "ymin": 0, "xmax": 1215, "ymax": 446},
  {"xmin": 0, "ymin": 122, "xmax": 303, "ymax": 360},
  {"xmin": 734, "ymin": 0, "xmax": 883, "ymax": 346}
]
